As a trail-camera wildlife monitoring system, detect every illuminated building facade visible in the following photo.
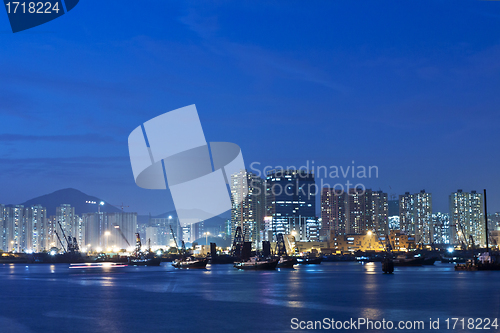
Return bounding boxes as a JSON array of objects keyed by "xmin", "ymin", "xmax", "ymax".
[
  {"xmin": 449, "ymin": 190, "xmax": 484, "ymax": 247},
  {"xmin": 24, "ymin": 205, "xmax": 47, "ymax": 252},
  {"xmin": 399, "ymin": 190, "xmax": 433, "ymax": 245},
  {"xmin": 432, "ymin": 212, "xmax": 450, "ymax": 244},
  {"xmin": 266, "ymin": 169, "xmax": 316, "ymax": 241},
  {"xmin": 321, "ymin": 188, "xmax": 346, "ymax": 238},
  {"xmin": 321, "ymin": 188, "xmax": 388, "ymax": 237},
  {"xmin": 230, "ymin": 170, "xmax": 265, "ymax": 247},
  {"xmin": 83, "ymin": 212, "xmax": 137, "ymax": 251}
]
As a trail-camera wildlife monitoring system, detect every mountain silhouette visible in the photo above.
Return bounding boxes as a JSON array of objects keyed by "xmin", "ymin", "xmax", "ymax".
[{"xmin": 19, "ymin": 188, "xmax": 122, "ymax": 216}]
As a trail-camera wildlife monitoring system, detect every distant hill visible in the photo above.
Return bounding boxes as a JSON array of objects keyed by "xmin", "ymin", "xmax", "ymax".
[
  {"xmin": 147, "ymin": 210, "xmax": 228, "ymax": 228},
  {"xmin": 19, "ymin": 188, "xmax": 122, "ymax": 216}
]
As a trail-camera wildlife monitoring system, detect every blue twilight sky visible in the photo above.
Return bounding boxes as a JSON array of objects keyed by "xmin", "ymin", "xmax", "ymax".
[{"xmin": 1, "ymin": 0, "xmax": 500, "ymax": 215}]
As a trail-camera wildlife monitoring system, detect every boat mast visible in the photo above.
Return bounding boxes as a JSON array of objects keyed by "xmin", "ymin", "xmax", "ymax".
[{"xmin": 484, "ymin": 189, "xmax": 489, "ymax": 254}]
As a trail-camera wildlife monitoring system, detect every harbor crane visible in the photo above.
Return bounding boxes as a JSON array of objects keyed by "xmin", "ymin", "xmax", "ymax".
[{"xmin": 110, "ymin": 203, "xmax": 130, "ymax": 211}]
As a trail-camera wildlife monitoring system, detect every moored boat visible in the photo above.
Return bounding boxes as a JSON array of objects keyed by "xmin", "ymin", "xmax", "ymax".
[
  {"xmin": 172, "ymin": 257, "xmax": 208, "ymax": 269},
  {"xmin": 382, "ymin": 257, "xmax": 394, "ymax": 274},
  {"xmin": 392, "ymin": 254, "xmax": 424, "ymax": 266},
  {"xmin": 422, "ymin": 256, "xmax": 438, "ymax": 265},
  {"xmin": 129, "ymin": 256, "xmax": 161, "ymax": 266},
  {"xmin": 296, "ymin": 256, "xmax": 323, "ymax": 265},
  {"xmin": 234, "ymin": 257, "xmax": 279, "ymax": 270},
  {"xmin": 128, "ymin": 233, "xmax": 161, "ymax": 266},
  {"xmin": 276, "ymin": 256, "xmax": 297, "ymax": 268}
]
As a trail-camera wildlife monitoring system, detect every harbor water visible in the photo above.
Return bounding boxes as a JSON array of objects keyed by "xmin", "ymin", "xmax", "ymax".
[{"xmin": 0, "ymin": 262, "xmax": 499, "ymax": 332}]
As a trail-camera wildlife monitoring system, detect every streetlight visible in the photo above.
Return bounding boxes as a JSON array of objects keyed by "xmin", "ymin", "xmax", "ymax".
[{"xmin": 86, "ymin": 200, "xmax": 105, "ymax": 213}]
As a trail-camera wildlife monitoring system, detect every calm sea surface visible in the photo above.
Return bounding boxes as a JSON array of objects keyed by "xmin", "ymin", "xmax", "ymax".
[{"xmin": 0, "ymin": 262, "xmax": 499, "ymax": 333}]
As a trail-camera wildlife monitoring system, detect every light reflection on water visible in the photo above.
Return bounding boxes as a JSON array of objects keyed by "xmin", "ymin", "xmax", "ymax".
[{"xmin": 0, "ymin": 262, "xmax": 499, "ymax": 333}]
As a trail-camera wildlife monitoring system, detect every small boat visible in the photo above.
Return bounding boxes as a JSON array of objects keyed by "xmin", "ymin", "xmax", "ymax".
[
  {"xmin": 441, "ymin": 256, "xmax": 466, "ymax": 264},
  {"xmin": 421, "ymin": 256, "xmax": 438, "ymax": 265},
  {"xmin": 296, "ymin": 256, "xmax": 323, "ymax": 265},
  {"xmin": 129, "ymin": 256, "xmax": 161, "ymax": 266},
  {"xmin": 128, "ymin": 233, "xmax": 161, "ymax": 266},
  {"xmin": 455, "ymin": 253, "xmax": 500, "ymax": 271},
  {"xmin": 234, "ymin": 257, "xmax": 279, "ymax": 270},
  {"xmin": 172, "ymin": 257, "xmax": 208, "ymax": 269},
  {"xmin": 455, "ymin": 259, "xmax": 478, "ymax": 271},
  {"xmin": 382, "ymin": 257, "xmax": 394, "ymax": 274},
  {"xmin": 276, "ymin": 256, "xmax": 297, "ymax": 268},
  {"xmin": 69, "ymin": 262, "xmax": 128, "ymax": 269},
  {"xmin": 392, "ymin": 254, "xmax": 424, "ymax": 266}
]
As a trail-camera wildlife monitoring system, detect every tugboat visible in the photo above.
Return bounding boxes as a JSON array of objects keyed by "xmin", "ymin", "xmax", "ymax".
[
  {"xmin": 275, "ymin": 233, "xmax": 297, "ymax": 268},
  {"xmin": 277, "ymin": 256, "xmax": 298, "ymax": 268},
  {"xmin": 128, "ymin": 233, "xmax": 161, "ymax": 266},
  {"xmin": 421, "ymin": 256, "xmax": 438, "ymax": 265},
  {"xmin": 381, "ymin": 237, "xmax": 394, "ymax": 274},
  {"xmin": 382, "ymin": 256, "xmax": 394, "ymax": 273},
  {"xmin": 172, "ymin": 256, "xmax": 209, "ymax": 269},
  {"xmin": 171, "ymin": 241, "xmax": 208, "ymax": 269},
  {"xmin": 234, "ymin": 256, "xmax": 279, "ymax": 270},
  {"xmin": 230, "ymin": 227, "xmax": 279, "ymax": 270},
  {"xmin": 392, "ymin": 254, "xmax": 424, "ymax": 266},
  {"xmin": 169, "ymin": 227, "xmax": 208, "ymax": 269},
  {"xmin": 296, "ymin": 255, "xmax": 323, "ymax": 265}
]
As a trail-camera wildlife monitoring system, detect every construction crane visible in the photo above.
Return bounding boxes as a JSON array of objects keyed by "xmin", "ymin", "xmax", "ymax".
[
  {"xmin": 170, "ymin": 226, "xmax": 179, "ymax": 251},
  {"xmin": 57, "ymin": 222, "xmax": 79, "ymax": 253},
  {"xmin": 455, "ymin": 222, "xmax": 470, "ymax": 249},
  {"xmin": 231, "ymin": 226, "xmax": 244, "ymax": 258},
  {"xmin": 275, "ymin": 233, "xmax": 287, "ymax": 256},
  {"xmin": 110, "ymin": 203, "xmax": 130, "ymax": 211},
  {"xmin": 54, "ymin": 230, "xmax": 66, "ymax": 253},
  {"xmin": 134, "ymin": 233, "xmax": 142, "ymax": 256},
  {"xmin": 113, "ymin": 224, "xmax": 131, "ymax": 247}
]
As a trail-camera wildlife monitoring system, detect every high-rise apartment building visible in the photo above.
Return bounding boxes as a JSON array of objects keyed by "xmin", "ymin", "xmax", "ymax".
[
  {"xmin": 0, "ymin": 204, "xmax": 5, "ymax": 251},
  {"xmin": 414, "ymin": 190, "xmax": 432, "ymax": 244},
  {"xmin": 5, "ymin": 205, "xmax": 24, "ymax": 252},
  {"xmin": 83, "ymin": 212, "xmax": 137, "ymax": 250},
  {"xmin": 147, "ymin": 216, "xmax": 182, "ymax": 247},
  {"xmin": 432, "ymin": 212, "xmax": 450, "ymax": 244},
  {"xmin": 1, "ymin": 205, "xmax": 49, "ymax": 253},
  {"xmin": 266, "ymin": 169, "xmax": 316, "ymax": 241},
  {"xmin": 230, "ymin": 170, "xmax": 265, "ymax": 247},
  {"xmin": 24, "ymin": 205, "xmax": 47, "ymax": 252},
  {"xmin": 321, "ymin": 188, "xmax": 388, "ymax": 237},
  {"xmin": 399, "ymin": 190, "xmax": 433, "ymax": 244},
  {"xmin": 321, "ymin": 188, "xmax": 346, "ymax": 237},
  {"xmin": 399, "ymin": 192, "xmax": 414, "ymax": 235},
  {"xmin": 56, "ymin": 204, "xmax": 76, "ymax": 239},
  {"xmin": 449, "ymin": 190, "xmax": 484, "ymax": 247},
  {"xmin": 372, "ymin": 190, "xmax": 389, "ymax": 237}
]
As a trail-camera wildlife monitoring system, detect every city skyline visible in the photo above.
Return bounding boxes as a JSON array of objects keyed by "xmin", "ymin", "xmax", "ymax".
[
  {"xmin": 2, "ymin": 183, "xmax": 499, "ymax": 252},
  {"xmin": 0, "ymin": 181, "xmax": 497, "ymax": 216},
  {"xmin": 1, "ymin": 1, "xmax": 500, "ymax": 216}
]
